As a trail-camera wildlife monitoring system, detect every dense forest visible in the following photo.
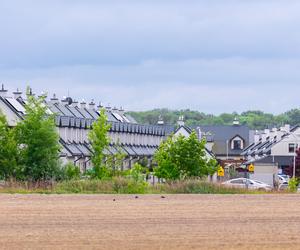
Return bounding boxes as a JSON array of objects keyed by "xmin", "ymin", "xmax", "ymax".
[{"xmin": 127, "ymin": 109, "xmax": 300, "ymax": 130}]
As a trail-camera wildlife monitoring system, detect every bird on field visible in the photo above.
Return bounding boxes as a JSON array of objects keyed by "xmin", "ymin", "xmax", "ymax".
[
  {"xmin": 135, "ymin": 196, "xmax": 139, "ymax": 199},
  {"xmin": 161, "ymin": 196, "xmax": 166, "ymax": 199}
]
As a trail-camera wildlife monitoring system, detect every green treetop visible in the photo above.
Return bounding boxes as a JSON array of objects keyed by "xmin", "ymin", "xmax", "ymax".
[
  {"xmin": 15, "ymin": 88, "xmax": 60, "ymax": 181},
  {"xmin": 0, "ymin": 112, "xmax": 20, "ymax": 180},
  {"xmin": 88, "ymin": 108, "xmax": 111, "ymax": 178},
  {"xmin": 154, "ymin": 131, "xmax": 217, "ymax": 181}
]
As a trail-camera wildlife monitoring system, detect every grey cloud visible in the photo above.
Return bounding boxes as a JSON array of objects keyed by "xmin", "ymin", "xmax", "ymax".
[
  {"xmin": 0, "ymin": 1, "xmax": 300, "ymax": 68},
  {"xmin": 1, "ymin": 58, "xmax": 300, "ymax": 113}
]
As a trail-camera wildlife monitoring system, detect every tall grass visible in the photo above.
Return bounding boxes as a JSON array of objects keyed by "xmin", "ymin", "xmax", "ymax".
[
  {"xmin": 0, "ymin": 178, "xmax": 271, "ymax": 194},
  {"xmin": 54, "ymin": 177, "xmax": 148, "ymax": 194},
  {"xmin": 155, "ymin": 179, "xmax": 258, "ymax": 194}
]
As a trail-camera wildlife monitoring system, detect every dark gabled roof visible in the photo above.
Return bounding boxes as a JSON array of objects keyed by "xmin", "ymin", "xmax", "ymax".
[
  {"xmin": 191, "ymin": 124, "xmax": 250, "ymax": 157},
  {"xmin": 108, "ymin": 122, "xmax": 175, "ymax": 136},
  {"xmin": 174, "ymin": 125, "xmax": 193, "ymax": 135}
]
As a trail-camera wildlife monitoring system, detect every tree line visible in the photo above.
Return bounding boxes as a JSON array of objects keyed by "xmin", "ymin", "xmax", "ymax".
[{"xmin": 127, "ymin": 108, "xmax": 300, "ymax": 129}]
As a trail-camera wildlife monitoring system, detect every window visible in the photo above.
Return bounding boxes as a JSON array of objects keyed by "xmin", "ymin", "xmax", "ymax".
[
  {"xmin": 233, "ymin": 140, "xmax": 242, "ymax": 150},
  {"xmin": 230, "ymin": 136, "xmax": 244, "ymax": 150},
  {"xmin": 230, "ymin": 179, "xmax": 244, "ymax": 184},
  {"xmin": 289, "ymin": 143, "xmax": 298, "ymax": 153}
]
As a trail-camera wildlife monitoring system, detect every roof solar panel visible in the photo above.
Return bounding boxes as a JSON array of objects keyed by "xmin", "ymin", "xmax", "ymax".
[
  {"xmin": 76, "ymin": 107, "xmax": 93, "ymax": 119},
  {"xmin": 67, "ymin": 106, "xmax": 84, "ymax": 118},
  {"xmin": 47, "ymin": 103, "xmax": 64, "ymax": 115},
  {"xmin": 106, "ymin": 111, "xmax": 118, "ymax": 122},
  {"xmin": 122, "ymin": 115, "xmax": 130, "ymax": 123},
  {"xmin": 5, "ymin": 98, "xmax": 26, "ymax": 113},
  {"xmin": 86, "ymin": 108, "xmax": 99, "ymax": 119},
  {"xmin": 56, "ymin": 104, "xmax": 75, "ymax": 117},
  {"xmin": 112, "ymin": 112, "xmax": 124, "ymax": 122}
]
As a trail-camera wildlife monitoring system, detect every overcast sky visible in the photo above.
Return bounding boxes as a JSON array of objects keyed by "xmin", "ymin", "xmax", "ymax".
[{"xmin": 0, "ymin": 0, "xmax": 299, "ymax": 114}]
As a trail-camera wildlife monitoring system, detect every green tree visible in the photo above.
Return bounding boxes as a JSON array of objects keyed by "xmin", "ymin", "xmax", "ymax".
[
  {"xmin": 105, "ymin": 141, "xmax": 126, "ymax": 176},
  {"xmin": 0, "ymin": 112, "xmax": 21, "ymax": 180},
  {"xmin": 285, "ymin": 109, "xmax": 300, "ymax": 126},
  {"xmin": 88, "ymin": 108, "xmax": 111, "ymax": 179},
  {"xmin": 15, "ymin": 89, "xmax": 61, "ymax": 181},
  {"xmin": 64, "ymin": 163, "xmax": 81, "ymax": 180},
  {"xmin": 154, "ymin": 131, "xmax": 217, "ymax": 181}
]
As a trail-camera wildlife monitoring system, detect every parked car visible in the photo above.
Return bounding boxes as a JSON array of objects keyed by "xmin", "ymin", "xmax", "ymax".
[
  {"xmin": 278, "ymin": 174, "xmax": 289, "ymax": 184},
  {"xmin": 278, "ymin": 183, "xmax": 288, "ymax": 191},
  {"xmin": 222, "ymin": 178, "xmax": 273, "ymax": 191}
]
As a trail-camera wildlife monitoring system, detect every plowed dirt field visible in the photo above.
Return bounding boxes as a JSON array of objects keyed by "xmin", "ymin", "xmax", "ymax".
[{"xmin": 0, "ymin": 194, "xmax": 299, "ymax": 249}]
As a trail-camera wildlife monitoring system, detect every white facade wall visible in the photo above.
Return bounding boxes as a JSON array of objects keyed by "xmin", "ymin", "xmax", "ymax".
[{"xmin": 0, "ymin": 99, "xmax": 22, "ymax": 126}]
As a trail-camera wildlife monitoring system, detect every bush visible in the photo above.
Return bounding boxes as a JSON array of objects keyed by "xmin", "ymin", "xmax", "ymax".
[
  {"xmin": 85, "ymin": 165, "xmax": 111, "ymax": 180},
  {"xmin": 112, "ymin": 177, "xmax": 148, "ymax": 194},
  {"xmin": 130, "ymin": 163, "xmax": 147, "ymax": 182},
  {"xmin": 64, "ymin": 163, "xmax": 81, "ymax": 180},
  {"xmin": 288, "ymin": 177, "xmax": 298, "ymax": 192}
]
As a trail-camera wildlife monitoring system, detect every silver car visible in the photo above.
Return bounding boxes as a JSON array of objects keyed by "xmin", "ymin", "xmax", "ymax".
[{"xmin": 222, "ymin": 178, "xmax": 273, "ymax": 191}]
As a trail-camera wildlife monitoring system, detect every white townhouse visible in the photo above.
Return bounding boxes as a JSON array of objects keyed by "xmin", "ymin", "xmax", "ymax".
[
  {"xmin": 242, "ymin": 124, "xmax": 300, "ymax": 174},
  {"xmin": 0, "ymin": 85, "xmax": 174, "ymax": 171}
]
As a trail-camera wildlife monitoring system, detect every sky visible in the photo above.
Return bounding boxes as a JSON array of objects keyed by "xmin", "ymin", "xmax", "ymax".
[{"xmin": 0, "ymin": 0, "xmax": 300, "ymax": 114}]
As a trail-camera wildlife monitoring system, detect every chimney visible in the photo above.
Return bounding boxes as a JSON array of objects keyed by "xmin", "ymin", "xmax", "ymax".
[
  {"xmin": 61, "ymin": 96, "xmax": 69, "ymax": 105},
  {"xmin": 0, "ymin": 84, "xmax": 8, "ymax": 97},
  {"xmin": 71, "ymin": 100, "xmax": 78, "ymax": 107},
  {"xmin": 97, "ymin": 102, "xmax": 104, "ymax": 110},
  {"xmin": 89, "ymin": 99, "xmax": 95, "ymax": 110},
  {"xmin": 27, "ymin": 87, "xmax": 35, "ymax": 96},
  {"xmin": 80, "ymin": 99, "xmax": 86, "ymax": 109},
  {"xmin": 157, "ymin": 115, "xmax": 164, "ymax": 125},
  {"xmin": 38, "ymin": 91, "xmax": 47, "ymax": 99},
  {"xmin": 177, "ymin": 115, "xmax": 185, "ymax": 127},
  {"xmin": 106, "ymin": 103, "xmax": 111, "ymax": 111},
  {"xmin": 233, "ymin": 117, "xmax": 240, "ymax": 126},
  {"xmin": 284, "ymin": 124, "xmax": 290, "ymax": 133},
  {"xmin": 261, "ymin": 132, "xmax": 268, "ymax": 142},
  {"xmin": 277, "ymin": 128, "xmax": 285, "ymax": 139},
  {"xmin": 13, "ymin": 88, "xmax": 22, "ymax": 99},
  {"xmin": 264, "ymin": 129, "xmax": 270, "ymax": 137},
  {"xmin": 254, "ymin": 131, "xmax": 260, "ymax": 144},
  {"xmin": 197, "ymin": 127, "xmax": 202, "ymax": 140},
  {"xmin": 269, "ymin": 128, "xmax": 277, "ymax": 140},
  {"xmin": 50, "ymin": 93, "xmax": 59, "ymax": 104},
  {"xmin": 119, "ymin": 106, "xmax": 125, "ymax": 115},
  {"xmin": 280, "ymin": 124, "xmax": 290, "ymax": 133}
]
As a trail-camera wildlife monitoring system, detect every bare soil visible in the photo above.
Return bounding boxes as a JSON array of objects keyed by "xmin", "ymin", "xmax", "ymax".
[{"xmin": 0, "ymin": 194, "xmax": 300, "ymax": 249}]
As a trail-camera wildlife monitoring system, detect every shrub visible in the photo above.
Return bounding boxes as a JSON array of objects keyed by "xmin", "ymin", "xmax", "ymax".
[
  {"xmin": 130, "ymin": 163, "xmax": 147, "ymax": 182},
  {"xmin": 288, "ymin": 177, "xmax": 298, "ymax": 192},
  {"xmin": 64, "ymin": 163, "xmax": 81, "ymax": 180}
]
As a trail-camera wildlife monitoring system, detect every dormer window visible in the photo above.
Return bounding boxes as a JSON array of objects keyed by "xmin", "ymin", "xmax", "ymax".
[
  {"xmin": 233, "ymin": 140, "xmax": 242, "ymax": 150},
  {"xmin": 230, "ymin": 135, "xmax": 244, "ymax": 150}
]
